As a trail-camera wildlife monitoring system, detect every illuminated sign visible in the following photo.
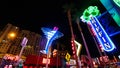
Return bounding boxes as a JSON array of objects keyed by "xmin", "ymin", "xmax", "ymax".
[
  {"xmin": 45, "ymin": 27, "xmax": 58, "ymax": 54},
  {"xmin": 113, "ymin": 0, "xmax": 120, "ymax": 7},
  {"xmin": 65, "ymin": 52, "xmax": 71, "ymax": 61},
  {"xmin": 89, "ymin": 16, "xmax": 116, "ymax": 52},
  {"xmin": 99, "ymin": 56, "xmax": 109, "ymax": 62},
  {"xmin": 42, "ymin": 58, "xmax": 50, "ymax": 64},
  {"xmin": 40, "ymin": 27, "xmax": 63, "ymax": 54},
  {"xmin": 69, "ymin": 59, "xmax": 76, "ymax": 65},
  {"xmin": 74, "ymin": 40, "xmax": 82, "ymax": 56},
  {"xmin": 81, "ymin": 6, "xmax": 100, "ymax": 22},
  {"xmin": 21, "ymin": 37, "xmax": 28, "ymax": 47}
]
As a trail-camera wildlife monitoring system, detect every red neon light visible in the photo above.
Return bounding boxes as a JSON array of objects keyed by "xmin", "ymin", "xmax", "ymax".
[{"xmin": 73, "ymin": 51, "xmax": 75, "ymax": 54}]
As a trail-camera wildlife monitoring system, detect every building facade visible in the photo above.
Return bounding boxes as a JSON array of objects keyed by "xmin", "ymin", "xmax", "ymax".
[
  {"xmin": 0, "ymin": 23, "xmax": 43, "ymax": 57},
  {"xmin": 0, "ymin": 23, "xmax": 19, "ymax": 53}
]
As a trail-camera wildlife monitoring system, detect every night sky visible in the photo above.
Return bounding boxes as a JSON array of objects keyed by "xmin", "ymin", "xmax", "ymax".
[{"xmin": 0, "ymin": 0, "xmax": 119, "ymax": 58}]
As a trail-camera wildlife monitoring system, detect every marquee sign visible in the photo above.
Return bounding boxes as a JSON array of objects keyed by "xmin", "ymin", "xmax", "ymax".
[{"xmin": 89, "ymin": 16, "xmax": 116, "ymax": 52}]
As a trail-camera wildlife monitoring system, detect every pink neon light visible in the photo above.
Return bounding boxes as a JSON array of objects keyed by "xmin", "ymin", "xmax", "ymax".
[{"xmin": 53, "ymin": 26, "xmax": 58, "ymax": 30}]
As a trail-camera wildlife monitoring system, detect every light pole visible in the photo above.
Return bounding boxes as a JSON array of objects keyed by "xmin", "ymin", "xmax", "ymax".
[{"xmin": 16, "ymin": 37, "xmax": 28, "ymax": 67}]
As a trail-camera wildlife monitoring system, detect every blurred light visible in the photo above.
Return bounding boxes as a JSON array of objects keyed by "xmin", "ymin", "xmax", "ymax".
[
  {"xmin": 93, "ymin": 61, "xmax": 95, "ymax": 65},
  {"xmin": 8, "ymin": 32, "xmax": 16, "ymax": 39},
  {"xmin": 99, "ymin": 56, "xmax": 109, "ymax": 62},
  {"xmin": 72, "ymin": 44, "xmax": 74, "ymax": 46},
  {"xmin": 72, "ymin": 47, "xmax": 74, "ymax": 50},
  {"xmin": 65, "ymin": 52, "xmax": 71, "ymax": 62},
  {"xmin": 73, "ymin": 51, "xmax": 75, "ymax": 54},
  {"xmin": 53, "ymin": 49, "xmax": 57, "ymax": 57},
  {"xmin": 42, "ymin": 58, "xmax": 50, "ymax": 64},
  {"xmin": 113, "ymin": 0, "xmax": 120, "ymax": 7},
  {"xmin": 118, "ymin": 55, "xmax": 120, "ymax": 59},
  {"xmin": 10, "ymin": 33, "xmax": 15, "ymax": 37}
]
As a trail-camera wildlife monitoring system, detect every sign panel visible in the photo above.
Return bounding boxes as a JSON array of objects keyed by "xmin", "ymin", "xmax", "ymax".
[
  {"xmin": 42, "ymin": 58, "xmax": 50, "ymax": 64},
  {"xmin": 118, "ymin": 55, "xmax": 120, "ymax": 59},
  {"xmin": 21, "ymin": 37, "xmax": 28, "ymax": 47},
  {"xmin": 99, "ymin": 56, "xmax": 109, "ymax": 62},
  {"xmin": 89, "ymin": 16, "xmax": 116, "ymax": 52},
  {"xmin": 65, "ymin": 52, "xmax": 71, "ymax": 61},
  {"xmin": 69, "ymin": 59, "xmax": 76, "ymax": 65}
]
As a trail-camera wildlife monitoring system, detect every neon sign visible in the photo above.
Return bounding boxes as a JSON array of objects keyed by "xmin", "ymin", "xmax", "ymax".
[
  {"xmin": 113, "ymin": 0, "xmax": 120, "ymax": 7},
  {"xmin": 89, "ymin": 16, "xmax": 116, "ymax": 52},
  {"xmin": 74, "ymin": 40, "xmax": 82, "ymax": 56},
  {"xmin": 40, "ymin": 27, "xmax": 63, "ymax": 54},
  {"xmin": 81, "ymin": 6, "xmax": 100, "ymax": 22}
]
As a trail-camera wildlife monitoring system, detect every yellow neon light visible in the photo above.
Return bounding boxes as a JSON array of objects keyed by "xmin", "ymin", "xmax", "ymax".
[{"xmin": 74, "ymin": 40, "xmax": 82, "ymax": 56}]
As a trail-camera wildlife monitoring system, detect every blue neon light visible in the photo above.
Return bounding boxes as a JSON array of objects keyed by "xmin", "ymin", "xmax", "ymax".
[
  {"xmin": 41, "ymin": 27, "xmax": 63, "ymax": 54},
  {"xmin": 89, "ymin": 16, "xmax": 116, "ymax": 52},
  {"xmin": 45, "ymin": 29, "xmax": 58, "ymax": 53}
]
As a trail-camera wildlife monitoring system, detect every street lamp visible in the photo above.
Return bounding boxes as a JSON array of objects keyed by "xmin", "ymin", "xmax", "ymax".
[{"xmin": 8, "ymin": 32, "xmax": 16, "ymax": 40}]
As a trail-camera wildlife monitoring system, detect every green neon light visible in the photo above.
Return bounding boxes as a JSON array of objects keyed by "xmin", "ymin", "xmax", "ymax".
[
  {"xmin": 113, "ymin": 0, "xmax": 120, "ymax": 7},
  {"xmin": 81, "ymin": 6, "xmax": 100, "ymax": 22}
]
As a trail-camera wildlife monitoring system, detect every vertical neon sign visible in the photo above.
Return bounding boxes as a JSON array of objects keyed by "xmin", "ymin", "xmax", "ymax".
[{"xmin": 89, "ymin": 16, "xmax": 116, "ymax": 52}]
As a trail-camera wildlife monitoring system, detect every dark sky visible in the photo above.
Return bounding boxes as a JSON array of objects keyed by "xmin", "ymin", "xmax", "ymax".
[{"xmin": 0, "ymin": 0, "xmax": 119, "ymax": 58}]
